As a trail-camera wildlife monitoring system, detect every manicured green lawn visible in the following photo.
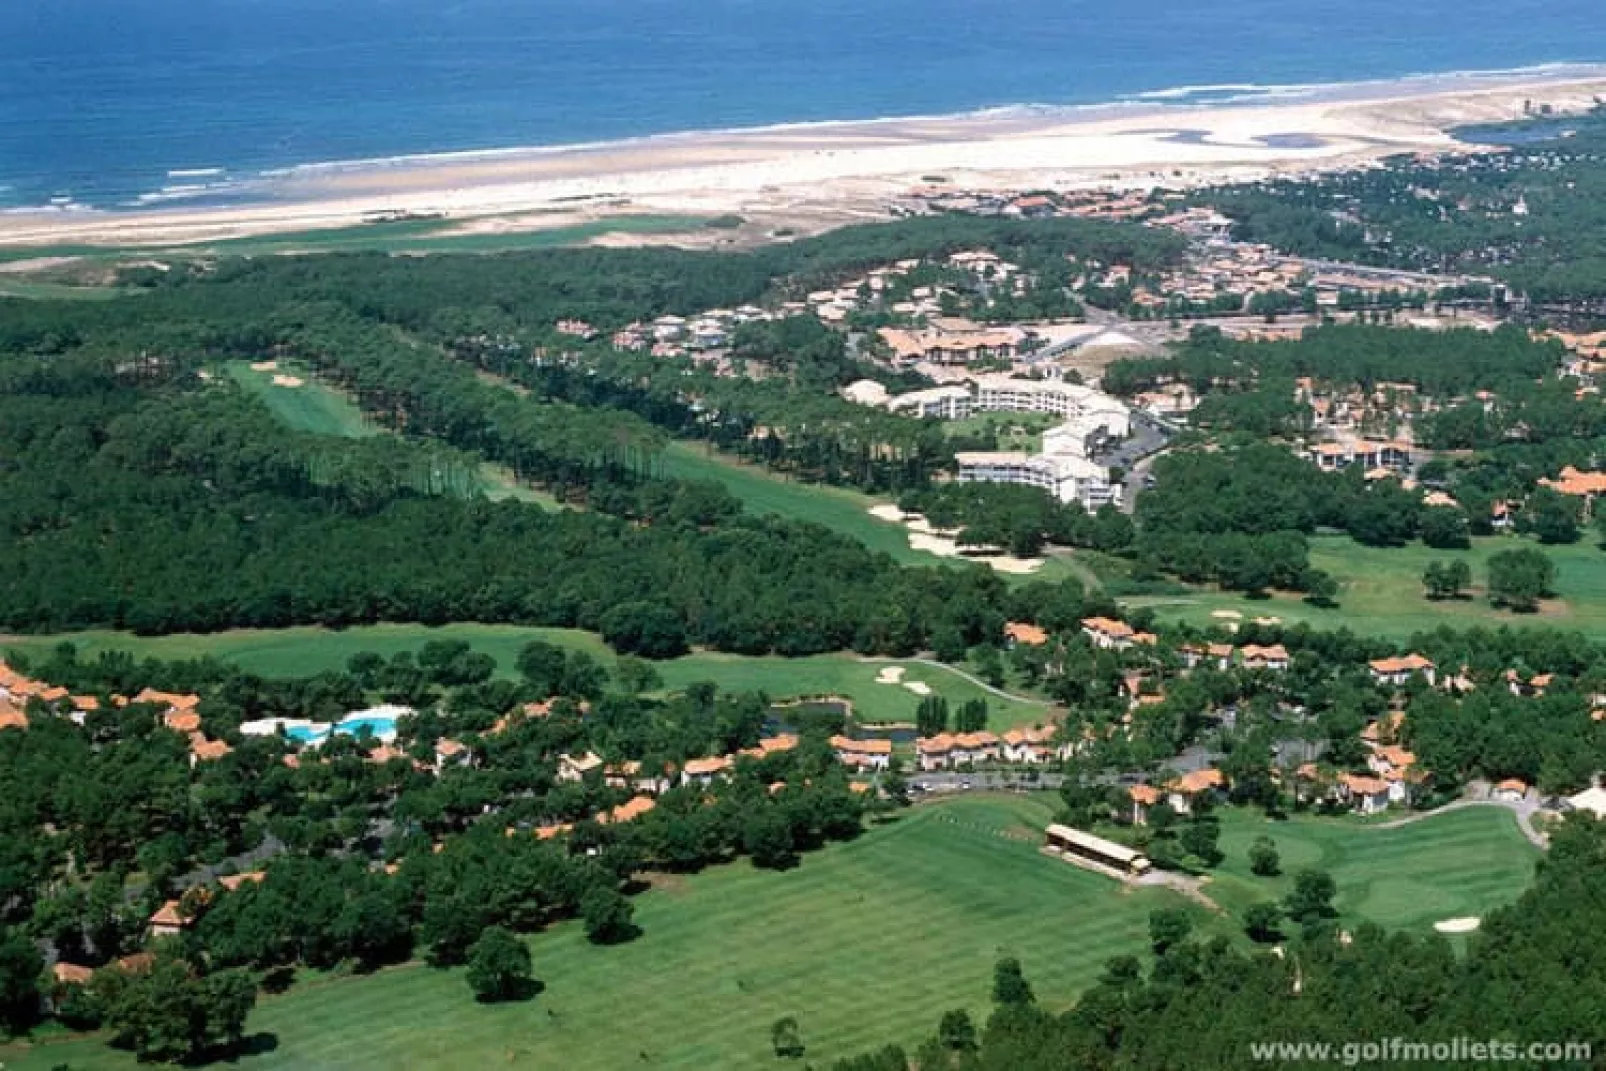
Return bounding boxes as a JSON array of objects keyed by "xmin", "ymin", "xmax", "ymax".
[
  {"xmin": 225, "ymin": 360, "xmax": 379, "ymax": 439},
  {"xmin": 1205, "ymin": 806, "xmax": 1539, "ymax": 931},
  {"xmin": 0, "ymin": 795, "xmax": 1179, "ymax": 1071},
  {"xmin": 1, "ymin": 625, "xmax": 1052, "ymax": 730},
  {"xmin": 656, "ymin": 442, "xmax": 943, "ymax": 566},
  {"xmin": 1128, "ymin": 533, "xmax": 1606, "ymax": 640}
]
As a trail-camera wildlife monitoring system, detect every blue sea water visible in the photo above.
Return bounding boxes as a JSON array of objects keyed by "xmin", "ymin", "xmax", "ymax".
[{"xmin": 0, "ymin": 0, "xmax": 1601, "ymax": 210}]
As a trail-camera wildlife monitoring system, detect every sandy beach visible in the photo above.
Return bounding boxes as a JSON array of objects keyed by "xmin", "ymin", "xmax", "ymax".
[{"xmin": 4, "ymin": 70, "xmax": 1604, "ymax": 250}]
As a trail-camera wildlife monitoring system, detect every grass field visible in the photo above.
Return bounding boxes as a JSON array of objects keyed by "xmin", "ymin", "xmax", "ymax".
[
  {"xmin": 225, "ymin": 360, "xmax": 379, "ymax": 439},
  {"xmin": 942, "ymin": 411, "xmax": 1063, "ymax": 453},
  {"xmin": 1205, "ymin": 805, "xmax": 1539, "ymax": 930},
  {"xmin": 1128, "ymin": 533, "xmax": 1606, "ymax": 640},
  {"xmin": 0, "ymin": 795, "xmax": 1178, "ymax": 1070},
  {"xmin": 0, "ymin": 624, "xmax": 1051, "ymax": 730},
  {"xmin": 0, "ymin": 797, "xmax": 1542, "ymax": 1071},
  {"xmin": 657, "ymin": 442, "xmax": 943, "ymax": 566}
]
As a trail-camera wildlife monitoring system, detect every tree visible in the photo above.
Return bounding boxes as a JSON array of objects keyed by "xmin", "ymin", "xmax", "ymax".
[
  {"xmin": 466, "ymin": 926, "xmax": 534, "ymax": 1002},
  {"xmin": 1244, "ymin": 901, "xmax": 1284, "ymax": 943},
  {"xmin": 972, "ymin": 645, "xmax": 1005, "ymax": 688},
  {"xmin": 0, "ymin": 927, "xmax": 42, "ymax": 1035},
  {"xmin": 1526, "ymin": 487, "xmax": 1580, "ymax": 545},
  {"xmin": 954, "ymin": 698, "xmax": 989, "ymax": 734},
  {"xmin": 771, "ymin": 1015, "xmax": 805, "ymax": 1059},
  {"xmin": 1284, "ymin": 868, "xmax": 1337, "ymax": 925},
  {"xmin": 1180, "ymin": 818, "xmax": 1223, "ymax": 867},
  {"xmin": 1248, "ymin": 836, "xmax": 1281, "ymax": 877},
  {"xmin": 581, "ymin": 886, "xmax": 637, "ymax": 945},
  {"xmin": 613, "ymin": 654, "xmax": 662, "ymax": 695},
  {"xmin": 937, "ymin": 1008, "xmax": 977, "ymax": 1052},
  {"xmin": 599, "ymin": 601, "xmax": 689, "ymax": 659},
  {"xmin": 1302, "ymin": 569, "xmax": 1339, "ymax": 607},
  {"xmin": 196, "ymin": 969, "xmax": 258, "ymax": 1053},
  {"xmin": 744, "ymin": 810, "xmax": 798, "ymax": 870},
  {"xmin": 915, "ymin": 695, "xmax": 949, "ymax": 737},
  {"xmin": 1419, "ymin": 506, "xmax": 1471, "ymax": 549},
  {"xmin": 992, "ymin": 956, "xmax": 1034, "ymax": 1006},
  {"xmin": 98, "ymin": 959, "xmax": 257, "ymax": 1063},
  {"xmin": 1486, "ymin": 547, "xmax": 1555, "ymax": 612},
  {"xmin": 1148, "ymin": 908, "xmax": 1192, "ymax": 956}
]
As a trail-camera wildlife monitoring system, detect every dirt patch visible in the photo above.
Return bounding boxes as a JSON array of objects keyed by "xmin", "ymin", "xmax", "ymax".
[{"xmin": 638, "ymin": 871, "xmax": 691, "ymax": 896}]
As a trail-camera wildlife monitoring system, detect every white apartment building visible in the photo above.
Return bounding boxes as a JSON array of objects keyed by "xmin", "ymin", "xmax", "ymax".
[{"xmin": 954, "ymin": 451, "xmax": 1120, "ymax": 511}]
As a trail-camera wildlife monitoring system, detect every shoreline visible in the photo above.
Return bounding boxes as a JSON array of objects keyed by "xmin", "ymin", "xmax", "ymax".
[{"xmin": 3, "ymin": 65, "xmax": 1604, "ymax": 252}]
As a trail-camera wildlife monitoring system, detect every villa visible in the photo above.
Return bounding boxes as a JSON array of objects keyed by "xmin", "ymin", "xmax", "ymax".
[
  {"xmin": 1338, "ymin": 772, "xmax": 1393, "ymax": 815},
  {"xmin": 829, "ymin": 735, "xmax": 893, "ymax": 770},
  {"xmin": 558, "ymin": 751, "xmax": 605, "ymax": 782},
  {"xmin": 1368, "ymin": 654, "xmax": 1437, "ymax": 687},
  {"xmin": 1166, "ymin": 768, "xmax": 1225, "ymax": 815}
]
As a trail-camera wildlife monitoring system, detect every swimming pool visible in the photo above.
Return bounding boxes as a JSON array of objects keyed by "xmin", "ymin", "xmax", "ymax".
[{"xmin": 276, "ymin": 707, "xmax": 406, "ymax": 746}]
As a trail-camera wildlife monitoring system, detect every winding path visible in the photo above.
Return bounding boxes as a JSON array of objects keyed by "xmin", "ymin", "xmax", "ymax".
[
  {"xmin": 857, "ymin": 656, "xmax": 1053, "ymax": 706},
  {"xmin": 1371, "ymin": 797, "xmax": 1548, "ymax": 848}
]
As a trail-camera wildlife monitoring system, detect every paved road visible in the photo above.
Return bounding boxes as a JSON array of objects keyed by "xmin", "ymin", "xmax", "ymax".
[{"xmin": 911, "ymin": 771, "xmax": 1066, "ymax": 794}]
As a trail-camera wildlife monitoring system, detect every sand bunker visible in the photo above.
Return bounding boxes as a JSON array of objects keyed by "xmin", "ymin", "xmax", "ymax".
[
  {"xmin": 250, "ymin": 360, "xmax": 278, "ymax": 371},
  {"xmin": 271, "ymin": 374, "xmax": 305, "ymax": 388},
  {"xmin": 870, "ymin": 507, "xmax": 1043, "ymax": 575},
  {"xmin": 1433, "ymin": 917, "xmax": 1480, "ymax": 934},
  {"xmin": 874, "ymin": 666, "xmax": 906, "ymax": 685},
  {"xmin": 1253, "ymin": 616, "xmax": 1283, "ymax": 626},
  {"xmin": 1211, "ymin": 610, "xmax": 1243, "ymax": 620},
  {"xmin": 902, "ymin": 681, "xmax": 932, "ymax": 696}
]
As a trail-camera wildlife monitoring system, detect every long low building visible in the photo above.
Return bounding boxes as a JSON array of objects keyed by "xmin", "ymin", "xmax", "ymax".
[
  {"xmin": 955, "ymin": 451, "xmax": 1119, "ymax": 510},
  {"xmin": 1044, "ymin": 823, "xmax": 1151, "ymax": 876}
]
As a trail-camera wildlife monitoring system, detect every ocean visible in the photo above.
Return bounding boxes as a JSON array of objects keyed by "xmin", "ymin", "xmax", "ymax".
[{"xmin": 1, "ymin": 0, "xmax": 1601, "ymax": 210}]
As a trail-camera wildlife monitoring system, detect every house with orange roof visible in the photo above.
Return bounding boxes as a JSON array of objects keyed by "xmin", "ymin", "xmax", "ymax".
[
  {"xmin": 148, "ymin": 900, "xmax": 195, "ymax": 939},
  {"xmin": 917, "ymin": 733, "xmax": 957, "ymax": 771},
  {"xmin": 1504, "ymin": 669, "xmax": 1553, "ymax": 697},
  {"xmin": 1359, "ymin": 710, "xmax": 1406, "ymax": 747},
  {"xmin": 1239, "ymin": 644, "xmax": 1290, "ymax": 671},
  {"xmin": 218, "ymin": 871, "xmax": 266, "ymax": 892},
  {"xmin": 680, "ymin": 754, "xmax": 735, "ymax": 787},
  {"xmin": 433, "ymin": 737, "xmax": 473, "ymax": 773},
  {"xmin": 134, "ymin": 688, "xmax": 202, "ymax": 714},
  {"xmin": 188, "ymin": 733, "xmax": 232, "ymax": 765},
  {"xmin": 829, "ymin": 735, "xmax": 892, "ymax": 771},
  {"xmin": 1081, "ymin": 616, "xmax": 1136, "ymax": 650},
  {"xmin": 1165, "ymin": 767, "xmax": 1225, "ymax": 815},
  {"xmin": 1492, "ymin": 778, "xmax": 1529, "ymax": 803},
  {"xmin": 0, "ymin": 700, "xmax": 26, "ymax": 732},
  {"xmin": 164, "ymin": 708, "xmax": 202, "ymax": 734},
  {"xmin": 1128, "ymin": 784, "xmax": 1161, "ymax": 825},
  {"xmin": 1003, "ymin": 621, "xmax": 1049, "ymax": 647},
  {"xmin": 1001, "ymin": 725, "xmax": 1057, "ymax": 764},
  {"xmin": 52, "ymin": 962, "xmax": 95, "ymax": 987},
  {"xmin": 534, "ymin": 822, "xmax": 574, "ymax": 841},
  {"xmin": 1368, "ymin": 653, "xmax": 1436, "ymax": 687},
  {"xmin": 1337, "ymin": 772, "xmax": 1392, "ymax": 815},
  {"xmin": 739, "ymin": 734, "xmax": 800, "ymax": 760},
  {"xmin": 597, "ymin": 795, "xmax": 657, "ymax": 825},
  {"xmin": 950, "ymin": 731, "xmax": 1001, "ymax": 765},
  {"xmin": 1538, "ymin": 465, "xmax": 1606, "ymax": 510},
  {"xmin": 557, "ymin": 751, "xmax": 605, "ymax": 783}
]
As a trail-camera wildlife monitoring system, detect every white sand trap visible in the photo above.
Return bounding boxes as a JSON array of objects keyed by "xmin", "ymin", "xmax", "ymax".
[
  {"xmin": 1211, "ymin": 610, "xmax": 1243, "ymax": 620},
  {"xmin": 874, "ymin": 666, "xmax": 906, "ymax": 685},
  {"xmin": 902, "ymin": 681, "xmax": 933, "ymax": 696},
  {"xmin": 271, "ymin": 374, "xmax": 305, "ymax": 388},
  {"xmin": 868, "ymin": 504, "xmax": 907, "ymax": 523},
  {"xmin": 250, "ymin": 360, "xmax": 278, "ymax": 371},
  {"xmin": 1434, "ymin": 917, "xmax": 1480, "ymax": 934},
  {"xmin": 1253, "ymin": 616, "xmax": 1283, "ymax": 626},
  {"xmin": 906, "ymin": 531, "xmax": 1042, "ymax": 574}
]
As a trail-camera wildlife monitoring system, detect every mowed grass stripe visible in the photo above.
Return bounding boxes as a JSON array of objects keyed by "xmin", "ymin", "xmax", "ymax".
[
  {"xmin": 1, "ymin": 804, "xmax": 1539, "ymax": 1070},
  {"xmin": 1210, "ymin": 806, "xmax": 1538, "ymax": 931},
  {"xmin": 3, "ymin": 798, "xmax": 1177, "ymax": 1071}
]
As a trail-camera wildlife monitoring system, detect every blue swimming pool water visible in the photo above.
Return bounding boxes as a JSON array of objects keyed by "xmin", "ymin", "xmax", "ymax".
[{"xmin": 285, "ymin": 715, "xmax": 398, "ymax": 744}]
